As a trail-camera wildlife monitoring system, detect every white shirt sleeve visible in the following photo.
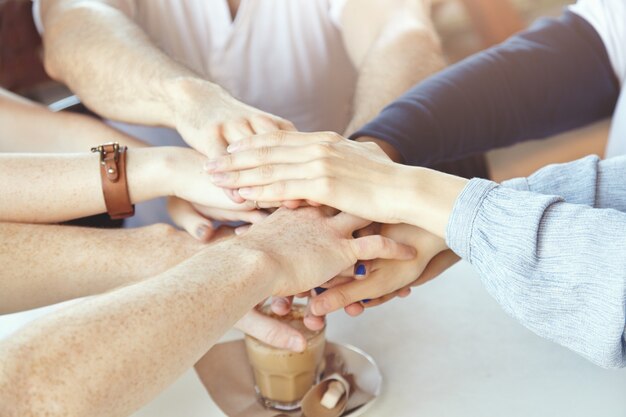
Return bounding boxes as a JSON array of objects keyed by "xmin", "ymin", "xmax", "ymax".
[
  {"xmin": 570, "ymin": 0, "xmax": 626, "ymax": 85},
  {"xmin": 31, "ymin": 0, "xmax": 137, "ymax": 34}
]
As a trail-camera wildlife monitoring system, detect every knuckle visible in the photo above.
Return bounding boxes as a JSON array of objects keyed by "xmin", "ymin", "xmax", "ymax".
[
  {"xmin": 259, "ymin": 164, "xmax": 275, "ymax": 179},
  {"xmin": 255, "ymin": 146, "xmax": 272, "ymax": 161},
  {"xmin": 326, "ymin": 131, "xmax": 342, "ymax": 142},
  {"xmin": 313, "ymin": 142, "xmax": 333, "ymax": 157}
]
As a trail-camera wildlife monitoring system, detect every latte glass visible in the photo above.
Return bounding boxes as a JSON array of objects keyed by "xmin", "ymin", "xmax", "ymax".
[{"xmin": 244, "ymin": 304, "xmax": 326, "ymax": 411}]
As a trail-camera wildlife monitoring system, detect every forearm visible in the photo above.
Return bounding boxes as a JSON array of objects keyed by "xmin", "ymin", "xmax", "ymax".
[
  {"xmin": 446, "ymin": 179, "xmax": 626, "ymax": 368},
  {"xmin": 351, "ymin": 11, "xmax": 620, "ymax": 166},
  {"xmin": 40, "ymin": 0, "xmax": 219, "ymax": 127},
  {"xmin": 0, "ymin": 222, "xmax": 202, "ymax": 314},
  {"xmin": 502, "ymin": 155, "xmax": 626, "ymax": 212},
  {"xmin": 0, "ymin": 88, "xmax": 147, "ymax": 152},
  {"xmin": 0, "ymin": 238, "xmax": 272, "ymax": 417},
  {"xmin": 0, "ymin": 148, "xmax": 171, "ymax": 223},
  {"xmin": 345, "ymin": 25, "xmax": 445, "ymax": 138}
]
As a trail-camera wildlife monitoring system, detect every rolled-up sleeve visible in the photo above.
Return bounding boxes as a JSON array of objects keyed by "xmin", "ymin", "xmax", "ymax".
[{"xmin": 446, "ymin": 159, "xmax": 626, "ymax": 368}]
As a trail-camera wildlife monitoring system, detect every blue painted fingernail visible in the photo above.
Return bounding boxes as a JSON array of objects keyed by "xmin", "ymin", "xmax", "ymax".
[
  {"xmin": 355, "ymin": 264, "xmax": 366, "ymax": 276},
  {"xmin": 362, "ymin": 299, "xmax": 372, "ymax": 304},
  {"xmin": 314, "ymin": 287, "xmax": 327, "ymax": 295}
]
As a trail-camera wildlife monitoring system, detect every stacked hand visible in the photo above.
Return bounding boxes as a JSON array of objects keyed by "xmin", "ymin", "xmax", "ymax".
[
  {"xmin": 205, "ymin": 131, "xmax": 414, "ymax": 225},
  {"xmin": 168, "ymin": 79, "xmax": 297, "ymax": 240}
]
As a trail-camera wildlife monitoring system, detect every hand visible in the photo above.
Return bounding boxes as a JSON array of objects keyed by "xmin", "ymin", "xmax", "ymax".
[
  {"xmin": 308, "ymin": 223, "xmax": 449, "ymax": 316},
  {"xmin": 161, "ymin": 147, "xmax": 246, "ymax": 208},
  {"xmin": 205, "ymin": 131, "xmax": 415, "ymax": 224},
  {"xmin": 234, "ymin": 307, "xmax": 309, "ymax": 352},
  {"xmin": 239, "ymin": 207, "xmax": 417, "ymax": 297},
  {"xmin": 171, "ymin": 79, "xmax": 294, "ymax": 156},
  {"xmin": 167, "ymin": 197, "xmax": 268, "ymax": 242}
]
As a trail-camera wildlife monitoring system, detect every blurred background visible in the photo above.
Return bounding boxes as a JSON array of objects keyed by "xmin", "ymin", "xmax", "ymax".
[{"xmin": 0, "ymin": 0, "xmax": 605, "ymax": 181}]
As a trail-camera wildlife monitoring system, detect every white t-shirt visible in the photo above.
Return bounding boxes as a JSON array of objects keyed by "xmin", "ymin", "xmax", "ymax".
[
  {"xmin": 34, "ymin": 0, "xmax": 358, "ymax": 227},
  {"xmin": 33, "ymin": 0, "xmax": 357, "ymax": 134},
  {"xmin": 570, "ymin": 0, "xmax": 626, "ymax": 157}
]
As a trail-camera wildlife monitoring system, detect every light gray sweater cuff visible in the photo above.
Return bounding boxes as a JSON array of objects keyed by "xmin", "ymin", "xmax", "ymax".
[{"xmin": 445, "ymin": 178, "xmax": 498, "ymax": 261}]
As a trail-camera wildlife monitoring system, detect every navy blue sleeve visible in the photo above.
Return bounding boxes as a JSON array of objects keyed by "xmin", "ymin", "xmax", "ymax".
[{"xmin": 351, "ymin": 11, "xmax": 620, "ymax": 167}]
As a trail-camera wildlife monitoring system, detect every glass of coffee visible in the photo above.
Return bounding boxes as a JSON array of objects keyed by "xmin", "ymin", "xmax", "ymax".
[{"xmin": 244, "ymin": 303, "xmax": 326, "ymax": 411}]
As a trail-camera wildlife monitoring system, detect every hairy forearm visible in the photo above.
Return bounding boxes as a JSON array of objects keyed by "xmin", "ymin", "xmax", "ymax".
[
  {"xmin": 0, "ymin": 88, "xmax": 147, "ymax": 152},
  {"xmin": 0, "ymin": 238, "xmax": 271, "ymax": 417},
  {"xmin": 0, "ymin": 147, "xmax": 184, "ymax": 223},
  {"xmin": 346, "ymin": 27, "xmax": 445, "ymax": 138},
  {"xmin": 41, "ymin": 0, "xmax": 214, "ymax": 127},
  {"xmin": 0, "ymin": 222, "xmax": 202, "ymax": 314}
]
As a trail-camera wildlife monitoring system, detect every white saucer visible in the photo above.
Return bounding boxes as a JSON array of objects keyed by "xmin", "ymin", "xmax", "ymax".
[{"xmin": 195, "ymin": 340, "xmax": 382, "ymax": 417}]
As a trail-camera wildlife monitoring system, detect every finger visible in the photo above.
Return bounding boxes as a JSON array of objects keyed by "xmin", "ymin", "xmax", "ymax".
[
  {"xmin": 210, "ymin": 161, "xmax": 327, "ymax": 189},
  {"xmin": 237, "ymin": 178, "xmax": 330, "ymax": 204},
  {"xmin": 304, "ymin": 294, "xmax": 325, "ymax": 331},
  {"xmin": 248, "ymin": 115, "xmax": 283, "ymax": 134},
  {"xmin": 227, "ymin": 131, "xmax": 341, "ymax": 153},
  {"xmin": 235, "ymin": 309, "xmax": 306, "ymax": 352},
  {"xmin": 278, "ymin": 119, "xmax": 298, "ymax": 132},
  {"xmin": 194, "ymin": 205, "xmax": 268, "ymax": 224},
  {"xmin": 222, "ymin": 120, "xmax": 255, "ymax": 144},
  {"xmin": 411, "ymin": 250, "xmax": 460, "ymax": 287},
  {"xmin": 192, "ymin": 127, "xmax": 229, "ymax": 159},
  {"xmin": 349, "ymin": 235, "xmax": 417, "ymax": 261},
  {"xmin": 207, "ymin": 144, "xmax": 328, "ymax": 173},
  {"xmin": 331, "ymin": 212, "xmax": 371, "ymax": 234},
  {"xmin": 310, "ymin": 271, "xmax": 404, "ymax": 316},
  {"xmin": 344, "ymin": 302, "xmax": 365, "ymax": 317},
  {"xmin": 270, "ymin": 296, "xmax": 293, "ymax": 316},
  {"xmin": 224, "ymin": 188, "xmax": 246, "ymax": 204},
  {"xmin": 167, "ymin": 197, "xmax": 215, "ymax": 242},
  {"xmin": 398, "ymin": 287, "xmax": 412, "ymax": 297}
]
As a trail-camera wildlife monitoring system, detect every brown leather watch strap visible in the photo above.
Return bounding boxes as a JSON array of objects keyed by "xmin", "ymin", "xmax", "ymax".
[{"xmin": 91, "ymin": 143, "xmax": 135, "ymax": 219}]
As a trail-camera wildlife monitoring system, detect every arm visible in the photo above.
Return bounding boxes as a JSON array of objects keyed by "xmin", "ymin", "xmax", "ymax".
[
  {"xmin": 351, "ymin": 10, "xmax": 620, "ymax": 166},
  {"xmin": 443, "ymin": 175, "xmax": 626, "ymax": 369},
  {"xmin": 39, "ymin": 0, "xmax": 293, "ymax": 157},
  {"xmin": 502, "ymin": 155, "xmax": 626, "ymax": 212},
  {"xmin": 0, "ymin": 208, "xmax": 415, "ymax": 417},
  {"xmin": 338, "ymin": 0, "xmax": 445, "ymax": 160},
  {"xmin": 0, "ymin": 88, "xmax": 146, "ymax": 152},
  {"xmin": 0, "ymin": 147, "xmax": 252, "ymax": 223},
  {"xmin": 0, "ymin": 222, "xmax": 202, "ymax": 314}
]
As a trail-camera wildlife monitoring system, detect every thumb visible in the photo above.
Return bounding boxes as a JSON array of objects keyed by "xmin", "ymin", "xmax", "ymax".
[
  {"xmin": 167, "ymin": 197, "xmax": 215, "ymax": 242},
  {"xmin": 235, "ymin": 309, "xmax": 306, "ymax": 352}
]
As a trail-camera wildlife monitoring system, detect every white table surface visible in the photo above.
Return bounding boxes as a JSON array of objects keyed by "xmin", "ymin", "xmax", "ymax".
[{"xmin": 2, "ymin": 261, "xmax": 625, "ymax": 416}]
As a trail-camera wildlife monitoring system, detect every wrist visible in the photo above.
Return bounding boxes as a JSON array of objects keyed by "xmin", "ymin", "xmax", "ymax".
[
  {"xmin": 165, "ymin": 76, "xmax": 230, "ymax": 129},
  {"xmin": 126, "ymin": 147, "xmax": 174, "ymax": 203},
  {"xmin": 402, "ymin": 167, "xmax": 468, "ymax": 238},
  {"xmin": 227, "ymin": 236, "xmax": 278, "ymax": 297},
  {"xmin": 356, "ymin": 136, "xmax": 403, "ymax": 162}
]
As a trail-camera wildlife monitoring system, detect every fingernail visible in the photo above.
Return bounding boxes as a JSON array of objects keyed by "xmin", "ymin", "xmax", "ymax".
[
  {"xmin": 238, "ymin": 187, "xmax": 253, "ymax": 197},
  {"xmin": 273, "ymin": 298, "xmax": 288, "ymax": 310},
  {"xmin": 355, "ymin": 264, "xmax": 366, "ymax": 276},
  {"xmin": 210, "ymin": 173, "xmax": 229, "ymax": 183},
  {"xmin": 195, "ymin": 224, "xmax": 209, "ymax": 239},
  {"xmin": 287, "ymin": 336, "xmax": 305, "ymax": 352},
  {"xmin": 227, "ymin": 143, "xmax": 240, "ymax": 153},
  {"xmin": 361, "ymin": 299, "xmax": 372, "ymax": 304},
  {"xmin": 204, "ymin": 159, "xmax": 219, "ymax": 171},
  {"xmin": 314, "ymin": 287, "xmax": 327, "ymax": 295}
]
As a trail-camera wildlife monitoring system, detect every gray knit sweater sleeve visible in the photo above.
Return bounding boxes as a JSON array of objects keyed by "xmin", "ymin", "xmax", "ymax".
[
  {"xmin": 502, "ymin": 155, "xmax": 626, "ymax": 210},
  {"xmin": 446, "ymin": 155, "xmax": 626, "ymax": 368}
]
